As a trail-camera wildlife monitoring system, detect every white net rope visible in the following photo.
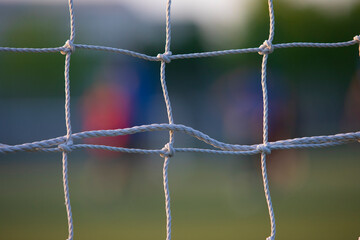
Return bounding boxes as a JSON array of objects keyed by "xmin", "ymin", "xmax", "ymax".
[{"xmin": 0, "ymin": 0, "xmax": 359, "ymax": 240}]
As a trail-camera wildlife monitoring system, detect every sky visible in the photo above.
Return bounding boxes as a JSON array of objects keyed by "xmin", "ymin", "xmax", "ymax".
[
  {"xmin": 0, "ymin": 0, "xmax": 357, "ymax": 27},
  {"xmin": 0, "ymin": 0, "xmax": 357, "ymax": 47}
]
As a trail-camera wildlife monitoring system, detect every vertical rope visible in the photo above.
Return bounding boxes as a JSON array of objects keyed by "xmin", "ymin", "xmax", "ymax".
[
  {"xmin": 160, "ymin": 61, "xmax": 173, "ymax": 240},
  {"xmin": 267, "ymin": 0, "xmax": 275, "ymax": 43},
  {"xmin": 61, "ymin": 1, "xmax": 76, "ymax": 239},
  {"xmin": 260, "ymin": 54, "xmax": 276, "ymax": 240},
  {"xmin": 68, "ymin": 0, "xmax": 76, "ymax": 43},
  {"xmin": 165, "ymin": 0, "xmax": 172, "ymax": 54},
  {"xmin": 162, "ymin": 154, "xmax": 172, "ymax": 240},
  {"xmin": 160, "ymin": 1, "xmax": 174, "ymax": 240},
  {"xmin": 64, "ymin": 53, "xmax": 73, "ymax": 143},
  {"xmin": 354, "ymin": 35, "xmax": 360, "ymax": 56},
  {"xmin": 62, "ymin": 52, "xmax": 74, "ymax": 240},
  {"xmin": 260, "ymin": 1, "xmax": 276, "ymax": 240}
]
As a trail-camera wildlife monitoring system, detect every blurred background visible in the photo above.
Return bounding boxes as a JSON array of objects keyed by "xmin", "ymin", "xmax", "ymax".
[{"xmin": 0, "ymin": 0, "xmax": 359, "ymax": 239}]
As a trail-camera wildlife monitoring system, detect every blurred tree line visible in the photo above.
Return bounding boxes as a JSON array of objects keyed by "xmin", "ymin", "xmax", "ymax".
[
  {"xmin": 0, "ymin": 14, "xmax": 99, "ymax": 98},
  {"xmin": 241, "ymin": 1, "xmax": 359, "ymax": 84},
  {"xmin": 0, "ymin": 1, "xmax": 358, "ymax": 99}
]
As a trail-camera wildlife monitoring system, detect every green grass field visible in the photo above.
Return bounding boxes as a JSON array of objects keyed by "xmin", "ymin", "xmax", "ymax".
[{"xmin": 0, "ymin": 147, "xmax": 359, "ymax": 240}]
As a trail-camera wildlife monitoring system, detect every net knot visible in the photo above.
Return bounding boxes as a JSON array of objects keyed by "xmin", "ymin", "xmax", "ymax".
[
  {"xmin": 58, "ymin": 140, "xmax": 73, "ymax": 153},
  {"xmin": 354, "ymin": 35, "xmax": 360, "ymax": 56},
  {"xmin": 258, "ymin": 40, "xmax": 274, "ymax": 55},
  {"xmin": 354, "ymin": 35, "xmax": 360, "ymax": 43},
  {"xmin": 61, "ymin": 40, "xmax": 75, "ymax": 55},
  {"xmin": 157, "ymin": 51, "xmax": 172, "ymax": 63},
  {"xmin": 160, "ymin": 143, "xmax": 175, "ymax": 158},
  {"xmin": 256, "ymin": 143, "xmax": 271, "ymax": 154}
]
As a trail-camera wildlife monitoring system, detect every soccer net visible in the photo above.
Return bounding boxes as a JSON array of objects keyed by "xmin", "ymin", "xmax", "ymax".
[{"xmin": 0, "ymin": 0, "xmax": 359, "ymax": 240}]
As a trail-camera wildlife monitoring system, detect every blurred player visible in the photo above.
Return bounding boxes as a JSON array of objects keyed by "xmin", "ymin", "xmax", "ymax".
[
  {"xmin": 80, "ymin": 59, "xmax": 155, "ymax": 198},
  {"xmin": 211, "ymin": 67, "xmax": 307, "ymax": 192}
]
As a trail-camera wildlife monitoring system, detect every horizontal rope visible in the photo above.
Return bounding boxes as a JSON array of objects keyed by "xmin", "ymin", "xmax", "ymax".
[
  {"xmin": 0, "ymin": 38, "xmax": 357, "ymax": 60},
  {"xmin": 0, "ymin": 46, "xmax": 67, "ymax": 53},
  {"xmin": 0, "ymin": 123, "xmax": 358, "ymax": 155}
]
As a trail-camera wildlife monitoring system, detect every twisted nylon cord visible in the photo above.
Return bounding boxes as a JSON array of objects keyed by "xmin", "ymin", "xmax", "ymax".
[
  {"xmin": 0, "ymin": 40, "xmax": 358, "ymax": 61},
  {"xmin": 0, "ymin": 123, "xmax": 359, "ymax": 154},
  {"xmin": 62, "ymin": 53, "xmax": 74, "ymax": 240},
  {"xmin": 160, "ymin": 1, "xmax": 174, "ymax": 240},
  {"xmin": 61, "ymin": 1, "xmax": 76, "ymax": 240},
  {"xmin": 260, "ymin": 54, "xmax": 276, "ymax": 240},
  {"xmin": 259, "ymin": 1, "xmax": 276, "ymax": 239}
]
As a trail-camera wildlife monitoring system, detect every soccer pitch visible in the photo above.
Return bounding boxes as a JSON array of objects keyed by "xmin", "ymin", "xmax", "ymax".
[{"xmin": 0, "ymin": 147, "xmax": 359, "ymax": 240}]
